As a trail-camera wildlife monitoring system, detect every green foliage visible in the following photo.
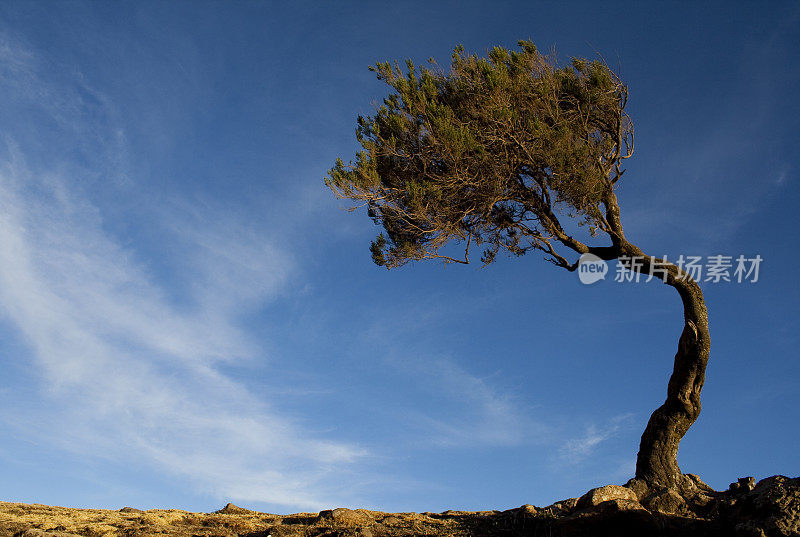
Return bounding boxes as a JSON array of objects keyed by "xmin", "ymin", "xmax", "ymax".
[{"xmin": 327, "ymin": 40, "xmax": 632, "ymax": 268}]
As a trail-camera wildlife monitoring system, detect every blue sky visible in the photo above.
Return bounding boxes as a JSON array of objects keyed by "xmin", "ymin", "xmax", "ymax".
[{"xmin": 0, "ymin": 0, "xmax": 798, "ymax": 514}]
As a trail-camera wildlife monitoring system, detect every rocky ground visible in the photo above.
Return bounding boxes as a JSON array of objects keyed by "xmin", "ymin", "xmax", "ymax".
[{"xmin": 1, "ymin": 475, "xmax": 798, "ymax": 537}]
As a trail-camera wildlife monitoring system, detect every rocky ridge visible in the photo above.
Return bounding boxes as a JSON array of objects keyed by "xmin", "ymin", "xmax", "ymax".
[{"xmin": 1, "ymin": 475, "xmax": 797, "ymax": 537}]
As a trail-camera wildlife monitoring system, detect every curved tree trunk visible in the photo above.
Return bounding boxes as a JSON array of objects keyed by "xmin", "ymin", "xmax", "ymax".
[
  {"xmin": 627, "ymin": 251, "xmax": 711, "ymax": 490},
  {"xmin": 580, "ymin": 191, "xmax": 711, "ymax": 491}
]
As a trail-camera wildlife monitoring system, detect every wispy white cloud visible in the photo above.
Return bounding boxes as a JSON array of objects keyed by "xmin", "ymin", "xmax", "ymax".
[
  {"xmin": 0, "ymin": 150, "xmax": 366, "ymax": 510},
  {"xmin": 559, "ymin": 413, "xmax": 634, "ymax": 464},
  {"xmin": 383, "ymin": 352, "xmax": 548, "ymax": 449},
  {"xmin": 0, "ymin": 33, "xmax": 364, "ymax": 511},
  {"xmin": 353, "ymin": 291, "xmax": 551, "ymax": 451}
]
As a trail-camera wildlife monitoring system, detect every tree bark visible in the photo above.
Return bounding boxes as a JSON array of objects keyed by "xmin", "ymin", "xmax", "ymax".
[
  {"xmin": 624, "ymin": 248, "xmax": 711, "ymax": 490},
  {"xmin": 597, "ymin": 189, "xmax": 712, "ymax": 490}
]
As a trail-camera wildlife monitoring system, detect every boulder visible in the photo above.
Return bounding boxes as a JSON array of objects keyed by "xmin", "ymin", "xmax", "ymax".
[
  {"xmin": 595, "ymin": 499, "xmax": 648, "ymax": 513},
  {"xmin": 729, "ymin": 476, "xmax": 757, "ymax": 493},
  {"xmin": 517, "ymin": 504, "xmax": 538, "ymax": 516},
  {"xmin": 318, "ymin": 507, "xmax": 373, "ymax": 526},
  {"xmin": 642, "ymin": 488, "xmax": 688, "ymax": 515},
  {"xmin": 577, "ymin": 485, "xmax": 639, "ymax": 508}
]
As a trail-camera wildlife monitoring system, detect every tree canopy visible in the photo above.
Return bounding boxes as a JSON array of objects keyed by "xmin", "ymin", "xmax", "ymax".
[{"xmin": 326, "ymin": 40, "xmax": 633, "ymax": 269}]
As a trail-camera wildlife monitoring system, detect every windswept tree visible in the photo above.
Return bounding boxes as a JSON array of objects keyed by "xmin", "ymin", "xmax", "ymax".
[{"xmin": 326, "ymin": 41, "xmax": 710, "ymax": 494}]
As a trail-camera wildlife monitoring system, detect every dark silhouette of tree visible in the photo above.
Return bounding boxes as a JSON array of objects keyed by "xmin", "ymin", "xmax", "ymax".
[{"xmin": 326, "ymin": 41, "xmax": 710, "ymax": 494}]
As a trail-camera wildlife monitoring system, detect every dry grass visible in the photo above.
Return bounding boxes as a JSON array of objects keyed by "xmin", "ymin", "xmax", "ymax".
[{"xmin": 0, "ymin": 502, "xmax": 494, "ymax": 537}]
